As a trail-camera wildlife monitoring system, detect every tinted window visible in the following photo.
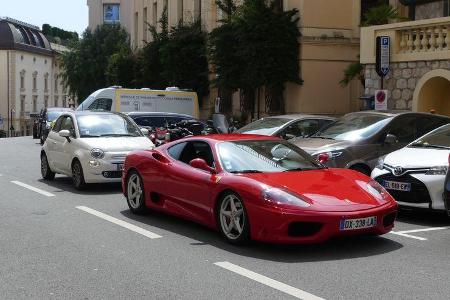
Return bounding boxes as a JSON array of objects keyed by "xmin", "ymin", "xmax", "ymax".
[
  {"xmin": 167, "ymin": 142, "xmax": 188, "ymax": 160},
  {"xmin": 237, "ymin": 118, "xmax": 289, "ymax": 135},
  {"xmin": 132, "ymin": 116, "xmax": 188, "ymax": 128},
  {"xmin": 88, "ymin": 98, "xmax": 112, "ymax": 111},
  {"xmin": 388, "ymin": 116, "xmax": 417, "ymax": 143},
  {"xmin": 178, "ymin": 141, "xmax": 215, "ymax": 167},
  {"xmin": 52, "ymin": 116, "xmax": 64, "ymax": 132},
  {"xmin": 409, "ymin": 124, "xmax": 450, "ymax": 149},
  {"xmin": 417, "ymin": 117, "xmax": 450, "ymax": 137}
]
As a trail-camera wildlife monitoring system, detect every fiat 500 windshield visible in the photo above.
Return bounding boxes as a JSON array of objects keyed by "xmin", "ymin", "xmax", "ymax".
[{"xmin": 76, "ymin": 114, "xmax": 142, "ymax": 138}]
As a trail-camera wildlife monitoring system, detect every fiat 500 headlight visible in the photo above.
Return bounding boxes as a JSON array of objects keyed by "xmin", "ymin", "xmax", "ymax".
[
  {"xmin": 425, "ymin": 166, "xmax": 448, "ymax": 175},
  {"xmin": 90, "ymin": 148, "xmax": 105, "ymax": 159},
  {"xmin": 262, "ymin": 188, "xmax": 311, "ymax": 207}
]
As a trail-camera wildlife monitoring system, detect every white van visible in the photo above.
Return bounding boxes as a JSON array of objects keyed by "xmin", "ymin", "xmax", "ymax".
[{"xmin": 76, "ymin": 87, "xmax": 199, "ymax": 118}]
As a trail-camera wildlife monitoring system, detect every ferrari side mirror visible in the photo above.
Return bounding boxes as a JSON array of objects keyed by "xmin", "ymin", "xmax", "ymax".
[{"xmin": 189, "ymin": 158, "xmax": 216, "ymax": 174}]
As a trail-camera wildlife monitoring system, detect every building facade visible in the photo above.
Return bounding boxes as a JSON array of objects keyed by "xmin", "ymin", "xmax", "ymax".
[
  {"xmin": 87, "ymin": 0, "xmax": 132, "ymax": 33},
  {"xmin": 88, "ymin": 1, "xmax": 367, "ymax": 118},
  {"xmin": 361, "ymin": 0, "xmax": 450, "ymax": 116},
  {"xmin": 0, "ymin": 17, "xmax": 71, "ymax": 137}
]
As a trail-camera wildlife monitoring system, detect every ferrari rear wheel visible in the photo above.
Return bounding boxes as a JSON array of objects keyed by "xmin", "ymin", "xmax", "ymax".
[
  {"xmin": 126, "ymin": 171, "xmax": 148, "ymax": 214},
  {"xmin": 217, "ymin": 192, "xmax": 250, "ymax": 245}
]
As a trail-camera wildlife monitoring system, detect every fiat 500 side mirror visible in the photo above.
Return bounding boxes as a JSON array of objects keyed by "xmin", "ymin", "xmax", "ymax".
[{"xmin": 59, "ymin": 129, "xmax": 72, "ymax": 142}]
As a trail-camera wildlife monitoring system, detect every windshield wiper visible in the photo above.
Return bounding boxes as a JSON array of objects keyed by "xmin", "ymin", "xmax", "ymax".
[
  {"xmin": 409, "ymin": 143, "xmax": 450, "ymax": 150},
  {"xmin": 80, "ymin": 134, "xmax": 101, "ymax": 138},
  {"xmin": 284, "ymin": 167, "xmax": 304, "ymax": 172},
  {"xmin": 310, "ymin": 136, "xmax": 335, "ymax": 140},
  {"xmin": 229, "ymin": 170, "xmax": 263, "ymax": 174}
]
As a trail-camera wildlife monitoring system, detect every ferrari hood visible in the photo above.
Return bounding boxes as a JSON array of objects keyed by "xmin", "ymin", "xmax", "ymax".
[
  {"xmin": 289, "ymin": 138, "xmax": 352, "ymax": 154},
  {"xmin": 79, "ymin": 137, "xmax": 154, "ymax": 152},
  {"xmin": 243, "ymin": 169, "xmax": 384, "ymax": 211}
]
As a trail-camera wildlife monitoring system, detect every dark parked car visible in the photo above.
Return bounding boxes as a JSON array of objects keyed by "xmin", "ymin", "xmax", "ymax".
[
  {"xmin": 37, "ymin": 107, "xmax": 73, "ymax": 144},
  {"xmin": 290, "ymin": 111, "xmax": 450, "ymax": 175},
  {"xmin": 237, "ymin": 114, "xmax": 336, "ymax": 140}
]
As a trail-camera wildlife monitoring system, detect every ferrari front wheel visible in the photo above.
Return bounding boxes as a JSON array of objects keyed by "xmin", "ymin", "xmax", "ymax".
[
  {"xmin": 217, "ymin": 192, "xmax": 250, "ymax": 245},
  {"xmin": 126, "ymin": 171, "xmax": 148, "ymax": 214}
]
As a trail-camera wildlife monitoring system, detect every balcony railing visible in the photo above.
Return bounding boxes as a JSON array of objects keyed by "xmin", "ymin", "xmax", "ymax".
[{"xmin": 360, "ymin": 17, "xmax": 450, "ymax": 64}]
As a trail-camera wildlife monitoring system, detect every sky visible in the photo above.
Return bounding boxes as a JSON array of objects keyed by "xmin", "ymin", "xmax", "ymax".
[{"xmin": 1, "ymin": 0, "xmax": 88, "ymax": 35}]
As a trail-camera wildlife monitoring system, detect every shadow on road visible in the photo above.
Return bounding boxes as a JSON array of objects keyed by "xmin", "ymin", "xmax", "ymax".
[
  {"xmin": 38, "ymin": 177, "xmax": 122, "ymax": 195},
  {"xmin": 120, "ymin": 209, "xmax": 403, "ymax": 263},
  {"xmin": 396, "ymin": 208, "xmax": 450, "ymax": 227}
]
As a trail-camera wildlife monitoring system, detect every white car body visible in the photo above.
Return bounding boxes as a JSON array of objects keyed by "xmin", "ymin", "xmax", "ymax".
[
  {"xmin": 372, "ymin": 146, "xmax": 449, "ymax": 210},
  {"xmin": 42, "ymin": 111, "xmax": 154, "ymax": 184}
]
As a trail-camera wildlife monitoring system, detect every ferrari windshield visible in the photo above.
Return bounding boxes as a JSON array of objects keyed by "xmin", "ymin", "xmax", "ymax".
[
  {"xmin": 237, "ymin": 118, "xmax": 289, "ymax": 135},
  {"xmin": 312, "ymin": 113, "xmax": 391, "ymax": 141},
  {"xmin": 76, "ymin": 114, "xmax": 143, "ymax": 138},
  {"xmin": 409, "ymin": 124, "xmax": 450, "ymax": 149},
  {"xmin": 218, "ymin": 140, "xmax": 323, "ymax": 173}
]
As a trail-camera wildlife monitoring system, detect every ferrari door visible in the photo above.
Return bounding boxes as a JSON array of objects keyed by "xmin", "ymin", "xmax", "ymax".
[{"xmin": 165, "ymin": 141, "xmax": 216, "ymax": 224}]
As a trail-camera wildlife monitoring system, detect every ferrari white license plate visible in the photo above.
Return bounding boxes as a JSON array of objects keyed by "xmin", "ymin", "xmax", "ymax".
[
  {"xmin": 383, "ymin": 180, "xmax": 411, "ymax": 192},
  {"xmin": 340, "ymin": 216, "xmax": 377, "ymax": 231}
]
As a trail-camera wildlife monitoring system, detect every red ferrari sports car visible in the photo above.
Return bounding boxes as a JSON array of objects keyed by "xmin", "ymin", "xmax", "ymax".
[{"xmin": 122, "ymin": 134, "xmax": 397, "ymax": 244}]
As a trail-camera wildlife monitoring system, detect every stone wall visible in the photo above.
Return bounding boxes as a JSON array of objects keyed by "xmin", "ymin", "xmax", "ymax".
[
  {"xmin": 364, "ymin": 60, "xmax": 450, "ymax": 109},
  {"xmin": 415, "ymin": 1, "xmax": 445, "ymax": 20}
]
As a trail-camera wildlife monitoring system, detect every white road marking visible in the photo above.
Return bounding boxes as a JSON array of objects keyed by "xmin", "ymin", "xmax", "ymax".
[
  {"xmin": 397, "ymin": 227, "xmax": 450, "ymax": 234},
  {"xmin": 76, "ymin": 206, "xmax": 162, "ymax": 239},
  {"xmin": 214, "ymin": 261, "xmax": 325, "ymax": 300},
  {"xmin": 11, "ymin": 181, "xmax": 55, "ymax": 197},
  {"xmin": 390, "ymin": 227, "xmax": 450, "ymax": 241},
  {"xmin": 390, "ymin": 231, "xmax": 427, "ymax": 241}
]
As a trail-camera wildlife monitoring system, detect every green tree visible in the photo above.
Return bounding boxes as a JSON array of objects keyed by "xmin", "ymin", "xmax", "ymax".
[
  {"xmin": 60, "ymin": 25, "xmax": 130, "ymax": 103},
  {"xmin": 160, "ymin": 20, "xmax": 209, "ymax": 105},
  {"xmin": 42, "ymin": 24, "xmax": 78, "ymax": 45},
  {"xmin": 105, "ymin": 47, "xmax": 137, "ymax": 88}
]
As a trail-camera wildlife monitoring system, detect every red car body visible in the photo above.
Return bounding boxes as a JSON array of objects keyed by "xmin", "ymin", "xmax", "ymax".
[{"xmin": 122, "ymin": 134, "xmax": 397, "ymax": 244}]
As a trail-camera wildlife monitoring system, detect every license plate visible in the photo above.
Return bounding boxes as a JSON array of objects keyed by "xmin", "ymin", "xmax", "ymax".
[
  {"xmin": 383, "ymin": 180, "xmax": 411, "ymax": 191},
  {"xmin": 340, "ymin": 216, "xmax": 377, "ymax": 231},
  {"xmin": 116, "ymin": 164, "xmax": 124, "ymax": 171}
]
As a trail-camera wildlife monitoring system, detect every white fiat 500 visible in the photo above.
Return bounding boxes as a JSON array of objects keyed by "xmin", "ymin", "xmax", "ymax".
[
  {"xmin": 41, "ymin": 111, "xmax": 154, "ymax": 189},
  {"xmin": 372, "ymin": 124, "xmax": 450, "ymax": 211}
]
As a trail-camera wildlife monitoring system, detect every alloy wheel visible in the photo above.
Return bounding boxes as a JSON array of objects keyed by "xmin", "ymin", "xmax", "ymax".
[
  {"xmin": 219, "ymin": 194, "xmax": 246, "ymax": 240},
  {"xmin": 127, "ymin": 173, "xmax": 143, "ymax": 209}
]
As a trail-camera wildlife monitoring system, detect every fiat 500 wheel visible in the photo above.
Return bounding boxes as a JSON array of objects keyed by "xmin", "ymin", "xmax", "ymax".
[
  {"xmin": 126, "ymin": 171, "xmax": 148, "ymax": 214},
  {"xmin": 217, "ymin": 192, "xmax": 250, "ymax": 245},
  {"xmin": 41, "ymin": 153, "xmax": 55, "ymax": 180},
  {"xmin": 72, "ymin": 160, "xmax": 86, "ymax": 190}
]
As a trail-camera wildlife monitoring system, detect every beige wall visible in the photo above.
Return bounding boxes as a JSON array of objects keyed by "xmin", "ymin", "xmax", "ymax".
[
  {"xmin": 0, "ymin": 51, "xmax": 7, "ymax": 132},
  {"xmin": 90, "ymin": 0, "xmax": 364, "ymax": 118},
  {"xmin": 87, "ymin": 0, "xmax": 132, "ymax": 33}
]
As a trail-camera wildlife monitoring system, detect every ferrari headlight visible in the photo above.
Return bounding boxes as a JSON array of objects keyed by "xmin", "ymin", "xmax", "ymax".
[
  {"xmin": 425, "ymin": 166, "xmax": 448, "ymax": 175},
  {"xmin": 262, "ymin": 188, "xmax": 311, "ymax": 207},
  {"xmin": 90, "ymin": 148, "xmax": 105, "ymax": 159},
  {"xmin": 366, "ymin": 180, "xmax": 389, "ymax": 202}
]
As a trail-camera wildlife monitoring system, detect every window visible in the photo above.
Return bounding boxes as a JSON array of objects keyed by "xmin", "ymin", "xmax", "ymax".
[
  {"xmin": 278, "ymin": 119, "xmax": 320, "ymax": 139},
  {"xmin": 133, "ymin": 116, "xmax": 189, "ymax": 128},
  {"xmin": 44, "ymin": 73, "xmax": 49, "ymax": 92},
  {"xmin": 52, "ymin": 116, "xmax": 64, "ymax": 132},
  {"xmin": 168, "ymin": 142, "xmax": 188, "ymax": 160},
  {"xmin": 62, "ymin": 96, "xmax": 67, "ymax": 108},
  {"xmin": 178, "ymin": 141, "xmax": 215, "ymax": 167},
  {"xmin": 178, "ymin": 0, "xmax": 184, "ymax": 22},
  {"xmin": 194, "ymin": 0, "xmax": 201, "ymax": 23},
  {"xmin": 60, "ymin": 116, "xmax": 74, "ymax": 132},
  {"xmin": 20, "ymin": 95, "xmax": 25, "ymax": 112},
  {"xmin": 134, "ymin": 12, "xmax": 139, "ymax": 45},
  {"xmin": 44, "ymin": 96, "xmax": 49, "ymax": 108},
  {"xmin": 143, "ymin": 7, "xmax": 148, "ymax": 42},
  {"xmin": 417, "ymin": 116, "xmax": 449, "ymax": 137},
  {"xmin": 32, "ymin": 71, "xmax": 37, "ymax": 91},
  {"xmin": 20, "ymin": 70, "xmax": 25, "ymax": 90},
  {"xmin": 54, "ymin": 96, "xmax": 59, "ymax": 107},
  {"xmin": 32, "ymin": 95, "xmax": 37, "ymax": 112},
  {"xmin": 387, "ymin": 116, "xmax": 418, "ymax": 143},
  {"xmin": 88, "ymin": 98, "xmax": 113, "ymax": 111},
  {"xmin": 54, "ymin": 76, "xmax": 58, "ymax": 93},
  {"xmin": 104, "ymin": 4, "xmax": 120, "ymax": 24},
  {"xmin": 152, "ymin": 2, "xmax": 157, "ymax": 27}
]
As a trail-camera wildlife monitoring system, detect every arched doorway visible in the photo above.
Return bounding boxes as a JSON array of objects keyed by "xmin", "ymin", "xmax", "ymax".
[{"xmin": 413, "ymin": 69, "xmax": 450, "ymax": 116}]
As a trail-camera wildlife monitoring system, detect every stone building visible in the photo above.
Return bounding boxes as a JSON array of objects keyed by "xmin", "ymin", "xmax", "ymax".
[
  {"xmin": 0, "ymin": 17, "xmax": 71, "ymax": 136},
  {"xmin": 361, "ymin": 0, "xmax": 450, "ymax": 116}
]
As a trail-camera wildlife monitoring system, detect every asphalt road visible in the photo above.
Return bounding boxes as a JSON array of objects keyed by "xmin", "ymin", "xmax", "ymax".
[{"xmin": 1, "ymin": 137, "xmax": 450, "ymax": 300}]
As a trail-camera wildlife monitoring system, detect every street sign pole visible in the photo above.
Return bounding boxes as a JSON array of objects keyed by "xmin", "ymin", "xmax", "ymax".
[{"xmin": 376, "ymin": 36, "xmax": 391, "ymax": 90}]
